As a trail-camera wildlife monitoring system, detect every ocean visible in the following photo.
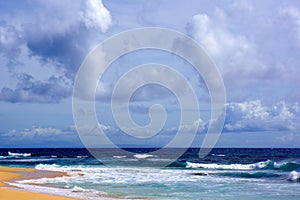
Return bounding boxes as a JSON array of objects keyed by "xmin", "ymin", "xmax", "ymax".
[{"xmin": 0, "ymin": 148, "xmax": 300, "ymax": 199}]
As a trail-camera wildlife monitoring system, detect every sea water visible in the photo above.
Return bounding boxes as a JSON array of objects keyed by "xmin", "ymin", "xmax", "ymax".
[{"xmin": 0, "ymin": 148, "xmax": 300, "ymax": 199}]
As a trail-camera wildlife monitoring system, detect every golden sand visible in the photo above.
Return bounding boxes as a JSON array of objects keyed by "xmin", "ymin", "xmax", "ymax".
[{"xmin": 0, "ymin": 166, "xmax": 76, "ymax": 200}]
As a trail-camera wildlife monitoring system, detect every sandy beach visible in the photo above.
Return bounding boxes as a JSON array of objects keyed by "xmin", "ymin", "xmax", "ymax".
[{"xmin": 0, "ymin": 166, "xmax": 76, "ymax": 200}]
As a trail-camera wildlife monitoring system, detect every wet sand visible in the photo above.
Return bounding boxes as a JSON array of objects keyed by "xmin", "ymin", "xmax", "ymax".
[{"xmin": 0, "ymin": 166, "xmax": 76, "ymax": 200}]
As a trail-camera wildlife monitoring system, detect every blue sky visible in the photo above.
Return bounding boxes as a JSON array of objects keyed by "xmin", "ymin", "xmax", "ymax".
[{"xmin": 0, "ymin": 0, "xmax": 300, "ymax": 148}]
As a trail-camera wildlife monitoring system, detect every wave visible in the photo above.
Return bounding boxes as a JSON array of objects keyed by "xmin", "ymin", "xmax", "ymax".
[
  {"xmin": 220, "ymin": 172, "xmax": 281, "ymax": 179},
  {"xmin": 186, "ymin": 160, "xmax": 300, "ymax": 171},
  {"xmin": 113, "ymin": 155, "xmax": 127, "ymax": 158},
  {"xmin": 133, "ymin": 154, "xmax": 153, "ymax": 159},
  {"xmin": 9, "ymin": 182, "xmax": 106, "ymax": 200},
  {"xmin": 76, "ymin": 156, "xmax": 88, "ymax": 158},
  {"xmin": 35, "ymin": 163, "xmax": 61, "ymax": 171},
  {"xmin": 71, "ymin": 185, "xmax": 106, "ymax": 196},
  {"xmin": 288, "ymin": 171, "xmax": 300, "ymax": 182},
  {"xmin": 186, "ymin": 160, "xmax": 271, "ymax": 170},
  {"xmin": 273, "ymin": 161, "xmax": 300, "ymax": 171},
  {"xmin": 167, "ymin": 161, "xmax": 187, "ymax": 168},
  {"xmin": 8, "ymin": 151, "xmax": 31, "ymax": 157},
  {"xmin": 211, "ymin": 154, "xmax": 226, "ymax": 157}
]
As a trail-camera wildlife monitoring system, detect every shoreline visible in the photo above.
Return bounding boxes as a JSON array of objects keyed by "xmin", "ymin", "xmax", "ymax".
[
  {"xmin": 0, "ymin": 166, "xmax": 76, "ymax": 200},
  {"xmin": 0, "ymin": 166, "xmax": 124, "ymax": 200}
]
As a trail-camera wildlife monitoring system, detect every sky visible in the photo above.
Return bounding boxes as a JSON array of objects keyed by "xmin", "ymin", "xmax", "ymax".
[{"xmin": 0, "ymin": 0, "xmax": 300, "ymax": 148}]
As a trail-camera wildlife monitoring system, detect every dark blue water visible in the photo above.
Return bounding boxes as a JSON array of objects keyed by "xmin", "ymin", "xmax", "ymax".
[{"xmin": 1, "ymin": 148, "xmax": 300, "ymax": 169}]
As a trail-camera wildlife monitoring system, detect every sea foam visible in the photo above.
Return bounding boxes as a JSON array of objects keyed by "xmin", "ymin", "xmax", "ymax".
[
  {"xmin": 186, "ymin": 160, "xmax": 271, "ymax": 170},
  {"xmin": 133, "ymin": 154, "xmax": 154, "ymax": 159},
  {"xmin": 8, "ymin": 151, "xmax": 31, "ymax": 157},
  {"xmin": 288, "ymin": 171, "xmax": 299, "ymax": 181}
]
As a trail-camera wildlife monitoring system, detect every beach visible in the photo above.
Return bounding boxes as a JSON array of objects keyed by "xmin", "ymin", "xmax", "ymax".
[{"xmin": 0, "ymin": 166, "xmax": 75, "ymax": 200}]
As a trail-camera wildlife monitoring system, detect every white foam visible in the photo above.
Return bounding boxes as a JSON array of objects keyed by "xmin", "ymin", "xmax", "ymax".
[
  {"xmin": 186, "ymin": 160, "xmax": 270, "ymax": 170},
  {"xmin": 7, "ymin": 182, "xmax": 113, "ymax": 200},
  {"xmin": 133, "ymin": 154, "xmax": 153, "ymax": 159},
  {"xmin": 8, "ymin": 151, "xmax": 31, "ymax": 157},
  {"xmin": 33, "ymin": 164, "xmax": 192, "ymax": 185},
  {"xmin": 113, "ymin": 155, "xmax": 127, "ymax": 158},
  {"xmin": 77, "ymin": 156, "xmax": 88, "ymax": 158},
  {"xmin": 211, "ymin": 154, "xmax": 225, "ymax": 157},
  {"xmin": 71, "ymin": 185, "xmax": 106, "ymax": 196},
  {"xmin": 35, "ymin": 163, "xmax": 61, "ymax": 171},
  {"xmin": 288, "ymin": 171, "xmax": 299, "ymax": 181}
]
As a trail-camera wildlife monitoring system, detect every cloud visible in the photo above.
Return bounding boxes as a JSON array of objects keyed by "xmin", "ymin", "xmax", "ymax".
[
  {"xmin": 0, "ymin": 0, "xmax": 113, "ymax": 103},
  {"xmin": 166, "ymin": 118, "xmax": 207, "ymax": 135},
  {"xmin": 0, "ymin": 22, "xmax": 23, "ymax": 65},
  {"xmin": 224, "ymin": 100, "xmax": 299, "ymax": 132},
  {"xmin": 0, "ymin": 125, "xmax": 81, "ymax": 147},
  {"xmin": 276, "ymin": 132, "xmax": 300, "ymax": 144},
  {"xmin": 96, "ymin": 63, "xmax": 199, "ymax": 103},
  {"xmin": 80, "ymin": 0, "xmax": 113, "ymax": 31},
  {"xmin": 230, "ymin": 0, "xmax": 253, "ymax": 12},
  {"xmin": 0, "ymin": 73, "xmax": 72, "ymax": 103},
  {"xmin": 280, "ymin": 6, "xmax": 300, "ymax": 45},
  {"xmin": 186, "ymin": 9, "xmax": 256, "ymax": 70},
  {"xmin": 186, "ymin": 5, "xmax": 300, "ymax": 103}
]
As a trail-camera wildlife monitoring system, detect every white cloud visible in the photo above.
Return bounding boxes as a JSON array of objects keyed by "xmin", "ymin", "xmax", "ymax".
[
  {"xmin": 186, "ymin": 6, "xmax": 300, "ymax": 104},
  {"xmin": 0, "ymin": 125, "xmax": 84, "ymax": 147},
  {"xmin": 80, "ymin": 0, "xmax": 113, "ymax": 32},
  {"xmin": 166, "ymin": 118, "xmax": 206, "ymax": 135},
  {"xmin": 2, "ymin": 126, "xmax": 75, "ymax": 141},
  {"xmin": 187, "ymin": 8, "xmax": 264, "ymax": 92},
  {"xmin": 187, "ymin": 9, "xmax": 256, "ymax": 70},
  {"xmin": 20, "ymin": 0, "xmax": 112, "ymax": 40},
  {"xmin": 224, "ymin": 100, "xmax": 299, "ymax": 132}
]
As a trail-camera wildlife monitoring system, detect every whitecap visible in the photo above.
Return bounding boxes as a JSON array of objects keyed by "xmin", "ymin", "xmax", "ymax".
[
  {"xmin": 8, "ymin": 151, "xmax": 31, "ymax": 157},
  {"xmin": 133, "ymin": 154, "xmax": 153, "ymax": 159},
  {"xmin": 113, "ymin": 155, "xmax": 127, "ymax": 158},
  {"xmin": 35, "ymin": 163, "xmax": 61, "ymax": 171},
  {"xmin": 186, "ymin": 160, "xmax": 270, "ymax": 170},
  {"xmin": 288, "ymin": 171, "xmax": 299, "ymax": 181},
  {"xmin": 76, "ymin": 156, "xmax": 88, "ymax": 158}
]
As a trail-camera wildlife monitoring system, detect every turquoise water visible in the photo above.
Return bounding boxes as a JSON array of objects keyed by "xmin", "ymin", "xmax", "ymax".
[{"xmin": 1, "ymin": 148, "xmax": 300, "ymax": 199}]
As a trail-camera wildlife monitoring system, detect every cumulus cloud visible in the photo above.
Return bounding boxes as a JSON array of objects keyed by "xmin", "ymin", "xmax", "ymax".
[
  {"xmin": 0, "ymin": 0, "xmax": 113, "ymax": 103},
  {"xmin": 80, "ymin": 0, "xmax": 113, "ymax": 31},
  {"xmin": 186, "ymin": 5, "xmax": 300, "ymax": 103},
  {"xmin": 186, "ymin": 9, "xmax": 257, "ymax": 71},
  {"xmin": 224, "ymin": 100, "xmax": 299, "ymax": 132}
]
